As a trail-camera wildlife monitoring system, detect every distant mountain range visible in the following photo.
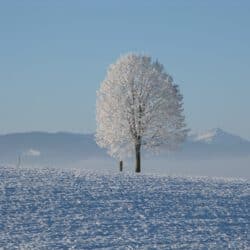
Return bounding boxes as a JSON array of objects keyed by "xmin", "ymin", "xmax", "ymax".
[
  {"xmin": 180, "ymin": 128, "xmax": 250, "ymax": 159},
  {"xmin": 0, "ymin": 132, "xmax": 106, "ymax": 166},
  {"xmin": 189, "ymin": 128, "xmax": 249, "ymax": 145},
  {"xmin": 0, "ymin": 128, "xmax": 250, "ymax": 167}
]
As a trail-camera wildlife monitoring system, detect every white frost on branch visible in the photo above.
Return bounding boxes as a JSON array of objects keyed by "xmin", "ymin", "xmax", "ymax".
[{"xmin": 96, "ymin": 53, "xmax": 188, "ymax": 160}]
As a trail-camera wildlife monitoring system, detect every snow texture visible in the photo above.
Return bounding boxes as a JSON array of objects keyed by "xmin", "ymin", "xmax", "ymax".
[{"xmin": 0, "ymin": 166, "xmax": 249, "ymax": 249}]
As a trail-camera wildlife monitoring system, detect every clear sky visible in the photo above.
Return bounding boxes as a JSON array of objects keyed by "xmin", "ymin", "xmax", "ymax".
[{"xmin": 0, "ymin": 0, "xmax": 250, "ymax": 139}]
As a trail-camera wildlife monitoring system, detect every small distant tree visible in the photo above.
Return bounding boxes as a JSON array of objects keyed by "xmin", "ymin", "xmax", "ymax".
[{"xmin": 96, "ymin": 53, "xmax": 187, "ymax": 173}]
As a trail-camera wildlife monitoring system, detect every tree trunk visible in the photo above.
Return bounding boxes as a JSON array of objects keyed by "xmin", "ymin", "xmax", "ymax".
[{"xmin": 135, "ymin": 144, "xmax": 141, "ymax": 173}]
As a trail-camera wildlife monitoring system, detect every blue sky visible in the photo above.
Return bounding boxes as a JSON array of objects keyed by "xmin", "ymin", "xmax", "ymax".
[{"xmin": 0, "ymin": 0, "xmax": 250, "ymax": 139}]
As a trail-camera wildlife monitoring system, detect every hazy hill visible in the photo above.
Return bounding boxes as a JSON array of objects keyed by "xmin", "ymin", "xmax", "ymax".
[
  {"xmin": 0, "ymin": 132, "xmax": 106, "ymax": 166},
  {"xmin": 181, "ymin": 128, "xmax": 250, "ymax": 159},
  {"xmin": 0, "ymin": 128, "xmax": 250, "ymax": 167}
]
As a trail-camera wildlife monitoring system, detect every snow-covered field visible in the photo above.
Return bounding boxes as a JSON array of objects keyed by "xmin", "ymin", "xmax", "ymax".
[{"xmin": 0, "ymin": 166, "xmax": 249, "ymax": 249}]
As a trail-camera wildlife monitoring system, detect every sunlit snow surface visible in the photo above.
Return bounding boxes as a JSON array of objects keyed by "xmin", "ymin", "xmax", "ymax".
[{"xmin": 0, "ymin": 166, "xmax": 249, "ymax": 249}]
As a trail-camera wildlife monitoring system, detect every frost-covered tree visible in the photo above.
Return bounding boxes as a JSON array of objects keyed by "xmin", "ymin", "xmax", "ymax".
[{"xmin": 96, "ymin": 53, "xmax": 187, "ymax": 173}]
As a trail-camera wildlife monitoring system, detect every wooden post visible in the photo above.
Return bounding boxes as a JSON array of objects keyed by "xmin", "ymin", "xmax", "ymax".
[
  {"xmin": 17, "ymin": 155, "xmax": 21, "ymax": 168},
  {"xmin": 119, "ymin": 161, "xmax": 123, "ymax": 172}
]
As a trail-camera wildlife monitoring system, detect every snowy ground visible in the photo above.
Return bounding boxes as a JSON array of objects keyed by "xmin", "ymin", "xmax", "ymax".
[{"xmin": 0, "ymin": 166, "xmax": 249, "ymax": 249}]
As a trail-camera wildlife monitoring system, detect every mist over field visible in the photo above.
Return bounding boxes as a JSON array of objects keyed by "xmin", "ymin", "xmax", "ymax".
[
  {"xmin": 65, "ymin": 157, "xmax": 250, "ymax": 180},
  {"xmin": 1, "ymin": 128, "xmax": 249, "ymax": 179}
]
